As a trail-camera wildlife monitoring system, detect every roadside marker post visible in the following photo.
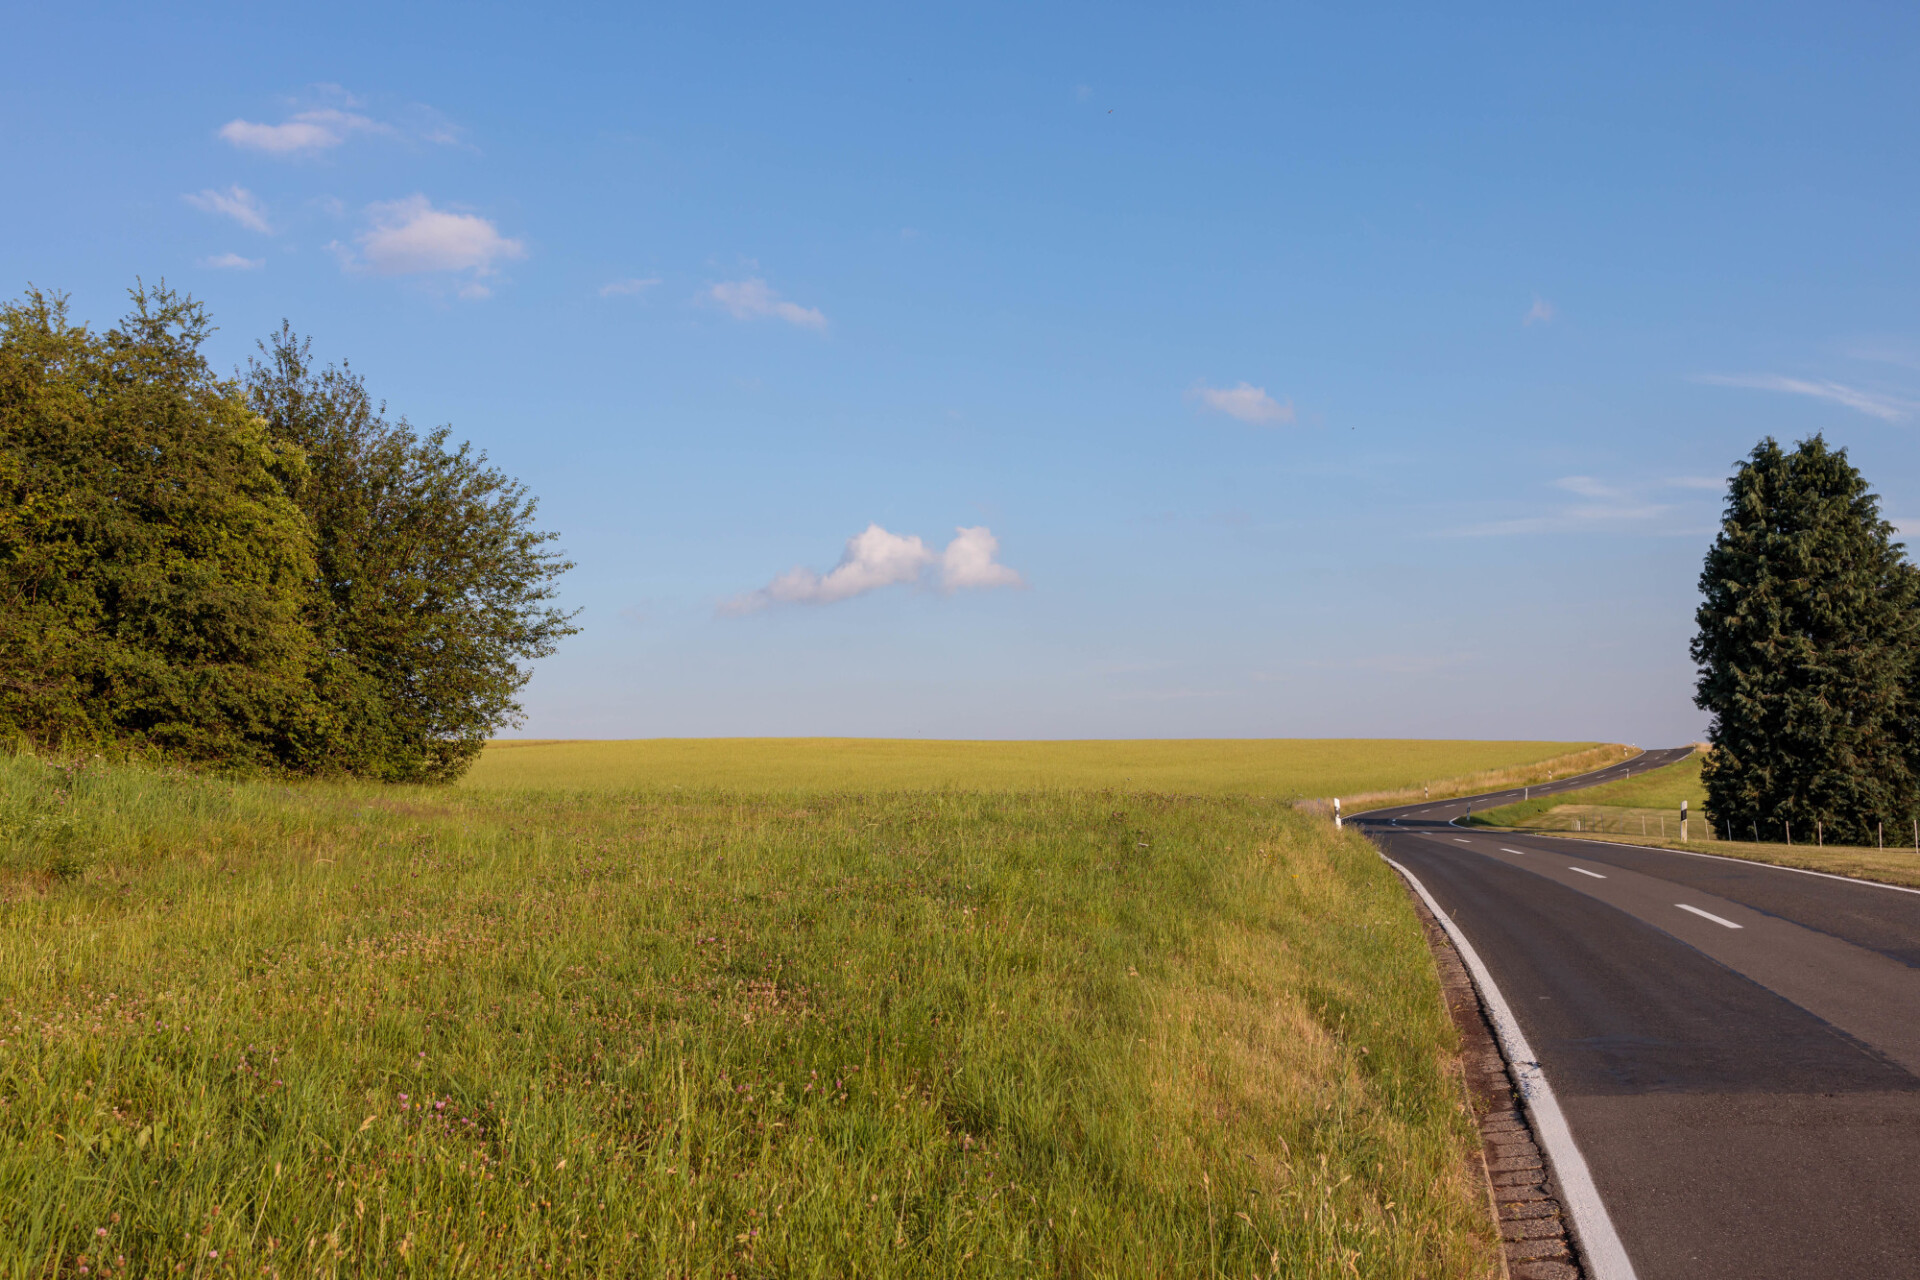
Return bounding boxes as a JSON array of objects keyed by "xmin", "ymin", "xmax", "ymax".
[
  {"xmin": 1680, "ymin": 800, "xmax": 1688, "ymax": 844},
  {"xmin": 1333, "ymin": 797, "xmax": 1341, "ymax": 830}
]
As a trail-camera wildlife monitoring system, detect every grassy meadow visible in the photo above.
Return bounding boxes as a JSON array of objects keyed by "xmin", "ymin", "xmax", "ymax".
[
  {"xmin": 465, "ymin": 737, "xmax": 1605, "ymax": 798},
  {"xmin": 0, "ymin": 746, "xmax": 1533, "ymax": 1279}
]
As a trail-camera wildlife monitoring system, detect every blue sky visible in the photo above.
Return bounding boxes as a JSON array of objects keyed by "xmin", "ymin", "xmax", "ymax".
[{"xmin": 7, "ymin": 2, "xmax": 1918, "ymax": 746}]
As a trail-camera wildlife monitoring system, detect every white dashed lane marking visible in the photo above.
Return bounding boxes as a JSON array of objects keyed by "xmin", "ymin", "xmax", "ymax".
[
  {"xmin": 1676, "ymin": 903, "xmax": 1743, "ymax": 929},
  {"xmin": 1570, "ymin": 867, "xmax": 1607, "ymax": 879}
]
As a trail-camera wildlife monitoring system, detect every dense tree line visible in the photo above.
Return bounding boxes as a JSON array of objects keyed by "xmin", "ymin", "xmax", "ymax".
[
  {"xmin": 1693, "ymin": 435, "xmax": 1920, "ymax": 844},
  {"xmin": 0, "ymin": 284, "xmax": 575, "ymax": 780}
]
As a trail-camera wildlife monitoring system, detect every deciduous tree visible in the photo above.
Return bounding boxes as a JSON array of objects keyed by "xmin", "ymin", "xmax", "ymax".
[
  {"xmin": 0, "ymin": 286, "xmax": 320, "ymax": 764},
  {"xmin": 246, "ymin": 325, "xmax": 577, "ymax": 781}
]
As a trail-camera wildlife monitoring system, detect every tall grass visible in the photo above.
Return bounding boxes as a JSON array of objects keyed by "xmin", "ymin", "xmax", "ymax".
[{"xmin": 0, "ymin": 755, "xmax": 1498, "ymax": 1278}]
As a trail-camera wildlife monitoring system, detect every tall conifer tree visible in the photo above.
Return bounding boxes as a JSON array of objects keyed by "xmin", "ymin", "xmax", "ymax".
[{"xmin": 1693, "ymin": 435, "xmax": 1920, "ymax": 844}]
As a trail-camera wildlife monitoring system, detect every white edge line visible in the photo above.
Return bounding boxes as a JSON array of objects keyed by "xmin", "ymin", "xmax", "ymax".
[
  {"xmin": 1385, "ymin": 856, "xmax": 1638, "ymax": 1280},
  {"xmin": 1675, "ymin": 902, "xmax": 1742, "ymax": 929},
  {"xmin": 1538, "ymin": 836, "xmax": 1920, "ymax": 897}
]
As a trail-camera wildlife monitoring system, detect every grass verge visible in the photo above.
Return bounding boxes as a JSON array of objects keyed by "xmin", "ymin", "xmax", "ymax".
[
  {"xmin": 1494, "ymin": 831, "xmax": 1920, "ymax": 892},
  {"xmin": 1325, "ymin": 743, "xmax": 1634, "ymax": 816},
  {"xmin": 0, "ymin": 755, "xmax": 1499, "ymax": 1278},
  {"xmin": 1465, "ymin": 753, "xmax": 1703, "ymax": 834},
  {"xmin": 1468, "ymin": 752, "xmax": 1920, "ymax": 890}
]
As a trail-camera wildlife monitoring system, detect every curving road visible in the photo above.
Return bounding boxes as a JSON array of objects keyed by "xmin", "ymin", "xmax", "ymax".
[{"xmin": 1356, "ymin": 749, "xmax": 1920, "ymax": 1280}]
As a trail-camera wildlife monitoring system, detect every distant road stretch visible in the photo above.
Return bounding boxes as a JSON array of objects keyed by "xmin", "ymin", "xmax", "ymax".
[{"xmin": 1356, "ymin": 748, "xmax": 1920, "ymax": 1280}]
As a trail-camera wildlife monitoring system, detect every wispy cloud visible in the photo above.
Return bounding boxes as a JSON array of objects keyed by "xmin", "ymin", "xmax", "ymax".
[
  {"xmin": 330, "ymin": 196, "xmax": 525, "ymax": 297},
  {"xmin": 709, "ymin": 278, "xmax": 828, "ymax": 330},
  {"xmin": 198, "ymin": 252, "xmax": 264, "ymax": 270},
  {"xmin": 184, "ymin": 185, "xmax": 271, "ymax": 233},
  {"xmin": 1445, "ymin": 475, "xmax": 1680, "ymax": 537},
  {"xmin": 1694, "ymin": 373, "xmax": 1913, "ymax": 422},
  {"xmin": 599, "ymin": 277, "xmax": 661, "ymax": 297},
  {"xmin": 1892, "ymin": 518, "xmax": 1919, "ymax": 541},
  {"xmin": 219, "ymin": 107, "xmax": 394, "ymax": 155},
  {"xmin": 216, "ymin": 88, "xmax": 463, "ymax": 157},
  {"xmin": 1304, "ymin": 651, "xmax": 1479, "ymax": 675},
  {"xmin": 1523, "ymin": 297, "xmax": 1555, "ymax": 326},
  {"xmin": 724, "ymin": 523, "xmax": 1023, "ymax": 614},
  {"xmin": 1189, "ymin": 381, "xmax": 1295, "ymax": 425},
  {"xmin": 1842, "ymin": 339, "xmax": 1920, "ymax": 372}
]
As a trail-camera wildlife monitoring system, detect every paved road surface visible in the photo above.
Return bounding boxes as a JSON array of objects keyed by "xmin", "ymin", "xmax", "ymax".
[{"xmin": 1355, "ymin": 749, "xmax": 1920, "ymax": 1280}]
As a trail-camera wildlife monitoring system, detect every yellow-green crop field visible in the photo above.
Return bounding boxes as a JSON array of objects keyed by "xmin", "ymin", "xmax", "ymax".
[
  {"xmin": 0, "ymin": 741, "xmax": 1592, "ymax": 1277},
  {"xmin": 466, "ymin": 736, "xmax": 1603, "ymax": 798}
]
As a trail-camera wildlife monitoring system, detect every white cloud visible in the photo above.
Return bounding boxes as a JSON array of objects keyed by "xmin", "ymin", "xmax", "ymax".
[
  {"xmin": 724, "ymin": 523, "xmax": 1023, "ymax": 613},
  {"xmin": 709, "ymin": 278, "xmax": 828, "ymax": 331},
  {"xmin": 1190, "ymin": 381, "xmax": 1295, "ymax": 425},
  {"xmin": 218, "ymin": 107, "xmax": 393, "ymax": 155},
  {"xmin": 184, "ymin": 185, "xmax": 271, "ymax": 233},
  {"xmin": 1524, "ymin": 297, "xmax": 1556, "ymax": 326},
  {"xmin": 600, "ymin": 277, "xmax": 661, "ymax": 297},
  {"xmin": 1892, "ymin": 518, "xmax": 1918, "ymax": 540},
  {"xmin": 1694, "ymin": 373, "xmax": 1913, "ymax": 422},
  {"xmin": 336, "ymin": 196, "xmax": 525, "ymax": 285},
  {"xmin": 198, "ymin": 252, "xmax": 264, "ymax": 270},
  {"xmin": 940, "ymin": 525, "xmax": 1024, "ymax": 590}
]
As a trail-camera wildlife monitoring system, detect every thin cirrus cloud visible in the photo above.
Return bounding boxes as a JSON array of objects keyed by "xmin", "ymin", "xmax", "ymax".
[
  {"xmin": 184, "ymin": 185, "xmax": 271, "ymax": 233},
  {"xmin": 1189, "ymin": 381, "xmax": 1295, "ymax": 425},
  {"xmin": 1445, "ymin": 475, "xmax": 1682, "ymax": 537},
  {"xmin": 1523, "ymin": 297, "xmax": 1556, "ymax": 326},
  {"xmin": 600, "ymin": 277, "xmax": 661, "ymax": 297},
  {"xmin": 198, "ymin": 253, "xmax": 264, "ymax": 270},
  {"xmin": 1694, "ymin": 373, "xmax": 1913, "ymax": 422},
  {"xmin": 723, "ymin": 524, "xmax": 1023, "ymax": 614},
  {"xmin": 708, "ymin": 278, "xmax": 828, "ymax": 331},
  {"xmin": 328, "ymin": 195, "xmax": 525, "ymax": 298}
]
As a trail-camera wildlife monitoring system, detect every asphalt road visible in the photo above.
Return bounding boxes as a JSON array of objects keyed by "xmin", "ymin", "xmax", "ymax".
[{"xmin": 1355, "ymin": 749, "xmax": 1920, "ymax": 1280}]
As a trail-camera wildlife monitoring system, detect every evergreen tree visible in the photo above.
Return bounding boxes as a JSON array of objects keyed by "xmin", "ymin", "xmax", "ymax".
[
  {"xmin": 246, "ymin": 325, "xmax": 577, "ymax": 782},
  {"xmin": 0, "ymin": 286, "xmax": 322, "ymax": 765},
  {"xmin": 1693, "ymin": 435, "xmax": 1920, "ymax": 844}
]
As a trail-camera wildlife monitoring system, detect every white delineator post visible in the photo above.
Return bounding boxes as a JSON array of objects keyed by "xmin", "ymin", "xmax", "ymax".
[
  {"xmin": 1333, "ymin": 797, "xmax": 1342, "ymax": 830},
  {"xmin": 1680, "ymin": 800, "xmax": 1688, "ymax": 843}
]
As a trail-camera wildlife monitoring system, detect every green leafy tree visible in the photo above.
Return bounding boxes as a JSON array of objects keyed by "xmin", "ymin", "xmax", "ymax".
[
  {"xmin": 1692, "ymin": 435, "xmax": 1920, "ymax": 844},
  {"xmin": 0, "ymin": 285, "xmax": 322, "ymax": 765},
  {"xmin": 246, "ymin": 325, "xmax": 577, "ymax": 782}
]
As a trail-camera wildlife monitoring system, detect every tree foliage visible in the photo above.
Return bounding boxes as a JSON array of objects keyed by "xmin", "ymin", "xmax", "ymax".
[
  {"xmin": 0, "ymin": 285, "xmax": 576, "ymax": 780},
  {"xmin": 1692, "ymin": 435, "xmax": 1920, "ymax": 844},
  {"xmin": 245, "ymin": 325, "xmax": 577, "ymax": 781},
  {"xmin": 0, "ymin": 285, "xmax": 321, "ymax": 765}
]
